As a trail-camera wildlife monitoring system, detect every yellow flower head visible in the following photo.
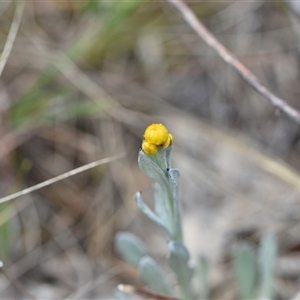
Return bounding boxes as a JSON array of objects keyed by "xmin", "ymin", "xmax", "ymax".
[
  {"xmin": 142, "ymin": 141, "xmax": 158, "ymax": 156},
  {"xmin": 144, "ymin": 123, "xmax": 169, "ymax": 146},
  {"xmin": 142, "ymin": 123, "xmax": 173, "ymax": 155}
]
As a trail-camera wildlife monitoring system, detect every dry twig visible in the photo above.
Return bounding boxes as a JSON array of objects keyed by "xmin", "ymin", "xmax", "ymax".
[
  {"xmin": 0, "ymin": 2, "xmax": 24, "ymax": 77},
  {"xmin": 166, "ymin": 0, "xmax": 300, "ymax": 125},
  {"xmin": 0, "ymin": 153, "xmax": 125, "ymax": 205}
]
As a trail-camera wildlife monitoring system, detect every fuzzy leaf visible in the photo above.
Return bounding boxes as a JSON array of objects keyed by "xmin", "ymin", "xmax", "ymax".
[
  {"xmin": 139, "ymin": 256, "xmax": 173, "ymax": 296},
  {"xmin": 168, "ymin": 169, "xmax": 180, "ymax": 205},
  {"xmin": 151, "ymin": 146, "xmax": 172, "ymax": 171},
  {"xmin": 164, "ymin": 145, "xmax": 172, "ymax": 170},
  {"xmin": 234, "ymin": 245, "xmax": 256, "ymax": 300},
  {"xmin": 134, "ymin": 192, "xmax": 171, "ymax": 235},
  {"xmin": 168, "ymin": 168, "xmax": 182, "ymax": 241},
  {"xmin": 168, "ymin": 241, "xmax": 193, "ymax": 299},
  {"xmin": 115, "ymin": 232, "xmax": 148, "ymax": 268},
  {"xmin": 138, "ymin": 150, "xmax": 168, "ymax": 187},
  {"xmin": 198, "ymin": 255, "xmax": 210, "ymax": 300},
  {"xmin": 259, "ymin": 232, "xmax": 277, "ymax": 299},
  {"xmin": 154, "ymin": 182, "xmax": 172, "ymax": 232}
]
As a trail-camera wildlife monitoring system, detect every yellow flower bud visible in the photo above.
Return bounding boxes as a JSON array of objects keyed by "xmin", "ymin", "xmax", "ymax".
[
  {"xmin": 142, "ymin": 140, "xmax": 158, "ymax": 156},
  {"xmin": 162, "ymin": 134, "xmax": 174, "ymax": 148},
  {"xmin": 144, "ymin": 123, "xmax": 169, "ymax": 146},
  {"xmin": 142, "ymin": 124, "xmax": 173, "ymax": 156}
]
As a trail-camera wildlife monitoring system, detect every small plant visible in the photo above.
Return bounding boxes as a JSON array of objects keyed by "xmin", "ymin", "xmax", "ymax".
[{"xmin": 115, "ymin": 123, "xmax": 277, "ymax": 300}]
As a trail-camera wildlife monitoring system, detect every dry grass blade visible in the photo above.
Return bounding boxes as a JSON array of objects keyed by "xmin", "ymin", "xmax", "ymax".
[
  {"xmin": 27, "ymin": 31, "xmax": 120, "ymax": 107},
  {"xmin": 0, "ymin": 153, "xmax": 125, "ymax": 204},
  {"xmin": 166, "ymin": 0, "xmax": 300, "ymax": 125},
  {"xmin": 0, "ymin": 2, "xmax": 25, "ymax": 77}
]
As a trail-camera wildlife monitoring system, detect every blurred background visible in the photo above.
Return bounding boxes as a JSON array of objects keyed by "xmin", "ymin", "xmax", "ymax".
[{"xmin": 1, "ymin": 1, "xmax": 300, "ymax": 298}]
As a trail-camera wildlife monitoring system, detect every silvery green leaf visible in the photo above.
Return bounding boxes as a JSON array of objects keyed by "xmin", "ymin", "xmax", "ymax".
[
  {"xmin": 138, "ymin": 256, "xmax": 173, "ymax": 296},
  {"xmin": 168, "ymin": 168, "xmax": 180, "ymax": 204},
  {"xmin": 168, "ymin": 241, "xmax": 194, "ymax": 299},
  {"xmin": 138, "ymin": 150, "xmax": 168, "ymax": 187},
  {"xmin": 152, "ymin": 146, "xmax": 172, "ymax": 171},
  {"xmin": 134, "ymin": 192, "xmax": 171, "ymax": 236},
  {"xmin": 259, "ymin": 232, "xmax": 277, "ymax": 299},
  {"xmin": 153, "ymin": 183, "xmax": 172, "ymax": 236},
  {"xmin": 198, "ymin": 255, "xmax": 209, "ymax": 300},
  {"xmin": 164, "ymin": 145, "xmax": 172, "ymax": 169},
  {"xmin": 234, "ymin": 245, "xmax": 256, "ymax": 300},
  {"xmin": 115, "ymin": 232, "xmax": 148, "ymax": 268},
  {"xmin": 168, "ymin": 168, "xmax": 182, "ymax": 241}
]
